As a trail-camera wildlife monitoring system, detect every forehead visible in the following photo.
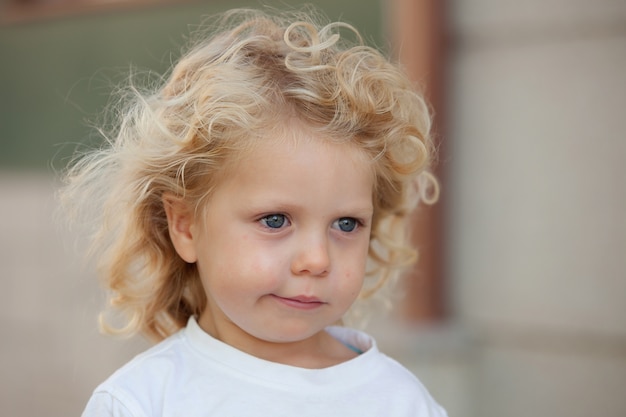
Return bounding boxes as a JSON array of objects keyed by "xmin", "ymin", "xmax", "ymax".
[
  {"xmin": 246, "ymin": 118, "xmax": 374, "ymax": 169},
  {"xmin": 217, "ymin": 122, "xmax": 375, "ymax": 195}
]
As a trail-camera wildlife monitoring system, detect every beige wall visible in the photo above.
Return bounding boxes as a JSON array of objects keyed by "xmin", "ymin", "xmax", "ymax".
[
  {"xmin": 446, "ymin": 0, "xmax": 626, "ymax": 416},
  {"xmin": 0, "ymin": 174, "xmax": 151, "ymax": 416}
]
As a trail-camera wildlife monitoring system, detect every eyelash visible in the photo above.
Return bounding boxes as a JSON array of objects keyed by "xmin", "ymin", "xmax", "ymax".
[{"xmin": 258, "ymin": 214, "xmax": 363, "ymax": 233}]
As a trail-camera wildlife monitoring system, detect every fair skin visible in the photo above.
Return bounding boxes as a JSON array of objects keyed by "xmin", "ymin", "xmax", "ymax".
[{"xmin": 165, "ymin": 125, "xmax": 374, "ymax": 369}]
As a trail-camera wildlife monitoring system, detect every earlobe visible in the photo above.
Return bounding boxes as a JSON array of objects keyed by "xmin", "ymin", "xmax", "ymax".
[{"xmin": 162, "ymin": 193, "xmax": 198, "ymax": 263}]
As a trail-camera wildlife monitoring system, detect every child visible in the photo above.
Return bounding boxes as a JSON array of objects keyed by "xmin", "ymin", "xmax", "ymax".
[{"xmin": 63, "ymin": 7, "xmax": 446, "ymax": 417}]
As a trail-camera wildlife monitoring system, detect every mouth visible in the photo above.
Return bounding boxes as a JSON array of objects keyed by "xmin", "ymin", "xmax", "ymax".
[{"xmin": 270, "ymin": 294, "xmax": 325, "ymax": 310}]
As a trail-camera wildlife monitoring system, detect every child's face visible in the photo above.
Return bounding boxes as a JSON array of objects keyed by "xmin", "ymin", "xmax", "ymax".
[{"xmin": 171, "ymin": 129, "xmax": 374, "ymax": 353}]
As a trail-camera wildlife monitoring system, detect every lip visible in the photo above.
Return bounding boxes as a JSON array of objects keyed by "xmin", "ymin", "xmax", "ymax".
[{"xmin": 271, "ymin": 294, "xmax": 325, "ymax": 310}]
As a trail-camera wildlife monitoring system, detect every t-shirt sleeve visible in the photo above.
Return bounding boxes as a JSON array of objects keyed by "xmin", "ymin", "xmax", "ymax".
[{"xmin": 81, "ymin": 391, "xmax": 137, "ymax": 417}]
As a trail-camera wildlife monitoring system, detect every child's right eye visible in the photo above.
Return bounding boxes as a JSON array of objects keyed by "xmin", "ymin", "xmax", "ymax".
[{"xmin": 259, "ymin": 214, "xmax": 289, "ymax": 229}]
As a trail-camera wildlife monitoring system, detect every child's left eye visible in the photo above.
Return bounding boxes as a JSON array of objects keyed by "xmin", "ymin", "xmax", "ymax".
[{"xmin": 333, "ymin": 217, "xmax": 359, "ymax": 232}]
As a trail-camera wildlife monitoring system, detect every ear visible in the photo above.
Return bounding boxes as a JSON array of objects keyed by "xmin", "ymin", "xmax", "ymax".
[{"xmin": 162, "ymin": 193, "xmax": 198, "ymax": 263}]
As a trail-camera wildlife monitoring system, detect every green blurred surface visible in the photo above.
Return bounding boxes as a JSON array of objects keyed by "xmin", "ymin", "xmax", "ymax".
[{"xmin": 0, "ymin": 0, "xmax": 382, "ymax": 171}]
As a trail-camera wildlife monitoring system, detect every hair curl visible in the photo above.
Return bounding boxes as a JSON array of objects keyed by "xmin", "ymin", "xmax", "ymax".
[{"xmin": 61, "ymin": 8, "xmax": 438, "ymax": 341}]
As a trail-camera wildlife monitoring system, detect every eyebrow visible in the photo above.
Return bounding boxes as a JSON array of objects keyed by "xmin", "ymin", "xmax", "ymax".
[{"xmin": 245, "ymin": 200, "xmax": 373, "ymax": 216}]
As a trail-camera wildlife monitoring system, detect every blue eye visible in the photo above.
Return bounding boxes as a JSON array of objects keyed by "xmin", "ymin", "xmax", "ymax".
[
  {"xmin": 260, "ymin": 214, "xmax": 287, "ymax": 229},
  {"xmin": 335, "ymin": 217, "xmax": 358, "ymax": 232}
]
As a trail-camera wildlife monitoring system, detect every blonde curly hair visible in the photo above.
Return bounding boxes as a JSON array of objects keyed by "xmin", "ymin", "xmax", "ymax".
[{"xmin": 62, "ymin": 8, "xmax": 438, "ymax": 341}]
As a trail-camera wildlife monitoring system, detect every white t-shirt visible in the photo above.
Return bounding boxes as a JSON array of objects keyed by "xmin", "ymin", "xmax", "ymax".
[{"xmin": 82, "ymin": 318, "xmax": 447, "ymax": 417}]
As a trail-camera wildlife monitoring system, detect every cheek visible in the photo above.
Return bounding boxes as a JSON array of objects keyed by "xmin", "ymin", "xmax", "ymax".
[
  {"xmin": 247, "ymin": 257, "xmax": 283, "ymax": 288},
  {"xmin": 209, "ymin": 240, "xmax": 284, "ymax": 291},
  {"xmin": 353, "ymin": 244, "xmax": 370, "ymax": 283},
  {"xmin": 340, "ymin": 272, "xmax": 363, "ymax": 301},
  {"xmin": 337, "ymin": 254, "xmax": 368, "ymax": 295},
  {"xmin": 347, "ymin": 268, "xmax": 366, "ymax": 288}
]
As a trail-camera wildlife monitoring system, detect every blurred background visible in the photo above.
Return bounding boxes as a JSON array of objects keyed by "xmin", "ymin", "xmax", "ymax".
[{"xmin": 1, "ymin": 0, "xmax": 625, "ymax": 416}]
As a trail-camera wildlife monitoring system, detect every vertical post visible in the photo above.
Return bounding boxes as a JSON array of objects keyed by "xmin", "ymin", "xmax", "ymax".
[{"xmin": 387, "ymin": 0, "xmax": 447, "ymax": 322}]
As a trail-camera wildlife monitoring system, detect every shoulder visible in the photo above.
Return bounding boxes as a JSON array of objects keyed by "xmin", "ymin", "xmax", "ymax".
[
  {"xmin": 328, "ymin": 326, "xmax": 448, "ymax": 417},
  {"xmin": 86, "ymin": 330, "xmax": 192, "ymax": 415},
  {"xmin": 105, "ymin": 330, "xmax": 188, "ymax": 384},
  {"xmin": 369, "ymin": 354, "xmax": 448, "ymax": 416}
]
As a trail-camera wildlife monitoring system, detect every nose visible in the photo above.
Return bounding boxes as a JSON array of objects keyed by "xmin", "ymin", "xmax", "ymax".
[{"xmin": 291, "ymin": 233, "xmax": 331, "ymax": 277}]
